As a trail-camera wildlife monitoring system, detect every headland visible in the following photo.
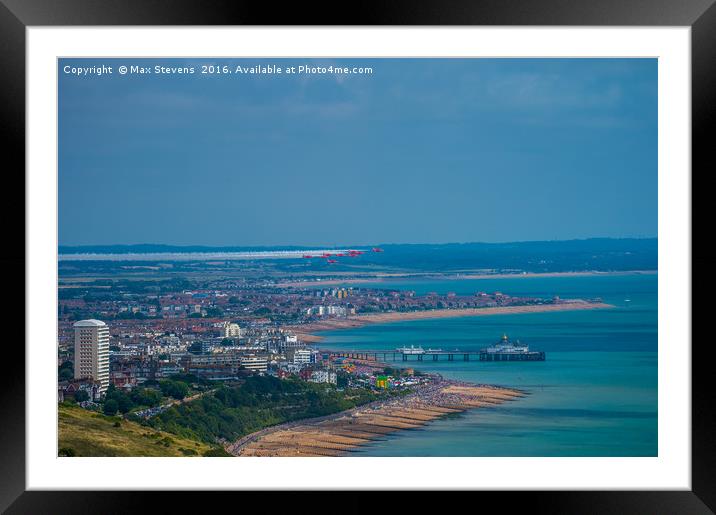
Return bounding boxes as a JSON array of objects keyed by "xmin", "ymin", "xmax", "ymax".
[{"xmin": 276, "ymin": 270, "xmax": 657, "ymax": 288}]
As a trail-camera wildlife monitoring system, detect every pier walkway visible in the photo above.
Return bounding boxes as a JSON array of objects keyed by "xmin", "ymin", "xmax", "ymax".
[{"xmin": 328, "ymin": 349, "xmax": 545, "ymax": 362}]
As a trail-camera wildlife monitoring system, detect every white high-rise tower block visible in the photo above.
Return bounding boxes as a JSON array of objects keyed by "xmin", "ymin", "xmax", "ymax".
[{"xmin": 73, "ymin": 319, "xmax": 110, "ymax": 394}]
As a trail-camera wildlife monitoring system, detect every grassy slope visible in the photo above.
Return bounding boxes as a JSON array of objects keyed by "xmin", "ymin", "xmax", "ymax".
[{"xmin": 58, "ymin": 403, "xmax": 216, "ymax": 457}]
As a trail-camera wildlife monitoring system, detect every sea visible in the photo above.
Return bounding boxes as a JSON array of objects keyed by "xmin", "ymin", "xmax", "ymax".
[{"xmin": 316, "ymin": 273, "xmax": 657, "ymax": 457}]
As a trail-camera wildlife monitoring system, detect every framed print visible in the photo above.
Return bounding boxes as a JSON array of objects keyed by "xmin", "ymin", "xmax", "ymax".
[{"xmin": 1, "ymin": 0, "xmax": 709, "ymax": 512}]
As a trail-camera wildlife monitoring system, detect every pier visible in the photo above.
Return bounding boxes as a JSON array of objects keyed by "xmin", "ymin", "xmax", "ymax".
[{"xmin": 328, "ymin": 349, "xmax": 545, "ymax": 362}]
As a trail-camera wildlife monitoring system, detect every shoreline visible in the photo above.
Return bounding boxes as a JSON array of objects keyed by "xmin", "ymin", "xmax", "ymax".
[
  {"xmin": 290, "ymin": 301, "xmax": 615, "ymax": 342},
  {"xmin": 228, "ymin": 379, "xmax": 526, "ymax": 457},
  {"xmin": 229, "ymin": 281, "xmax": 623, "ymax": 456},
  {"xmin": 276, "ymin": 270, "xmax": 657, "ymax": 288}
]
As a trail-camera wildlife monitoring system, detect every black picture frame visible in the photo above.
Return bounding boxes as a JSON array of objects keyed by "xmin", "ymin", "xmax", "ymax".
[{"xmin": 1, "ymin": 1, "xmax": 707, "ymax": 512}]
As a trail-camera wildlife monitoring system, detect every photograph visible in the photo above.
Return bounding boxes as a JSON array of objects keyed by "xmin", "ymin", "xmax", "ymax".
[{"xmin": 56, "ymin": 57, "xmax": 658, "ymax": 458}]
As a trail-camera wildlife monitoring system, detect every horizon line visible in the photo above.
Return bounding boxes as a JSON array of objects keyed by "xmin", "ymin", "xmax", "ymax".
[{"xmin": 58, "ymin": 236, "xmax": 658, "ymax": 251}]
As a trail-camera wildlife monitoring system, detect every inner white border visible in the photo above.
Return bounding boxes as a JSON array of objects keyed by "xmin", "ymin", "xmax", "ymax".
[{"xmin": 27, "ymin": 27, "xmax": 690, "ymax": 490}]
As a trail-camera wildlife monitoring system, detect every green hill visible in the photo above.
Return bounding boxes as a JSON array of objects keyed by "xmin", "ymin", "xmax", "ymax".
[{"xmin": 58, "ymin": 403, "xmax": 228, "ymax": 457}]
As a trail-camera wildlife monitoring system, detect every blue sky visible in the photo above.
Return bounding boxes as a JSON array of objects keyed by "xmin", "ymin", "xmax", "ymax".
[{"xmin": 58, "ymin": 58, "xmax": 657, "ymax": 246}]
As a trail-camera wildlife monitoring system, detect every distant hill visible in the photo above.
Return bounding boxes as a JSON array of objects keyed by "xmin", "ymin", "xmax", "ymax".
[
  {"xmin": 59, "ymin": 238, "xmax": 657, "ymax": 273},
  {"xmin": 59, "ymin": 238, "xmax": 656, "ymax": 255}
]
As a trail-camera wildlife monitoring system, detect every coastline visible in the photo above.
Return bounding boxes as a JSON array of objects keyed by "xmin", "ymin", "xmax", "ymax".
[
  {"xmin": 277, "ymin": 269, "xmax": 657, "ymax": 288},
  {"xmin": 228, "ymin": 301, "xmax": 614, "ymax": 455},
  {"xmin": 290, "ymin": 301, "xmax": 615, "ymax": 343},
  {"xmin": 228, "ymin": 379, "xmax": 526, "ymax": 457}
]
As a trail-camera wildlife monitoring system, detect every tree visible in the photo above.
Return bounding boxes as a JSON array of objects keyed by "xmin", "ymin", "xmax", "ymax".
[
  {"xmin": 203, "ymin": 447, "xmax": 232, "ymax": 457},
  {"xmin": 169, "ymin": 373, "xmax": 200, "ymax": 385},
  {"xmin": 131, "ymin": 388, "xmax": 162, "ymax": 407},
  {"xmin": 58, "ymin": 361, "xmax": 73, "ymax": 381},
  {"xmin": 73, "ymin": 390, "xmax": 89, "ymax": 402},
  {"xmin": 205, "ymin": 307, "xmax": 223, "ymax": 317},
  {"xmin": 103, "ymin": 399, "xmax": 118, "ymax": 415},
  {"xmin": 159, "ymin": 380, "xmax": 189, "ymax": 400},
  {"xmin": 117, "ymin": 394, "xmax": 134, "ymax": 414}
]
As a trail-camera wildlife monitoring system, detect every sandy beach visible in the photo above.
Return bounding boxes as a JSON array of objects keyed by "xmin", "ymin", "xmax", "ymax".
[
  {"xmin": 228, "ymin": 381, "xmax": 525, "ymax": 457},
  {"xmin": 290, "ymin": 301, "xmax": 614, "ymax": 342}
]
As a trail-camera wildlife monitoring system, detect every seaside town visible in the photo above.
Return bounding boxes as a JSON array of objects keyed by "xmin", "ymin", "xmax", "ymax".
[
  {"xmin": 58, "ymin": 267, "xmax": 592, "ymax": 399},
  {"xmin": 57, "ymin": 251, "xmax": 612, "ymax": 457}
]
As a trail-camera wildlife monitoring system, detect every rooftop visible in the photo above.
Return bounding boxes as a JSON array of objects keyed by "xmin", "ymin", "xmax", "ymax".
[{"xmin": 73, "ymin": 319, "xmax": 107, "ymax": 328}]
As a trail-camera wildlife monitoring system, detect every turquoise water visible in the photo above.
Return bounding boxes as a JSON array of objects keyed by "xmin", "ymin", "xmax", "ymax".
[{"xmin": 317, "ymin": 273, "xmax": 657, "ymax": 456}]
